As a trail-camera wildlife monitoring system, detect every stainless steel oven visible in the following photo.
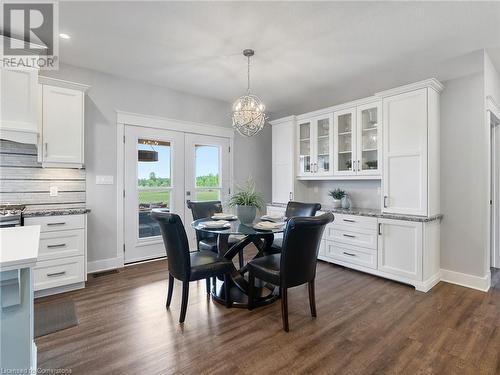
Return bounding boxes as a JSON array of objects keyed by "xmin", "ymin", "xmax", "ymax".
[{"xmin": 0, "ymin": 205, "xmax": 25, "ymax": 228}]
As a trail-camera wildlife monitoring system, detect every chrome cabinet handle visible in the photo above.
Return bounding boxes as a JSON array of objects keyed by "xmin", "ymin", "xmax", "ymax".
[
  {"xmin": 47, "ymin": 222, "xmax": 66, "ymax": 226},
  {"xmin": 47, "ymin": 243, "xmax": 66, "ymax": 248},
  {"xmin": 289, "ymin": 192, "xmax": 293, "ymax": 201},
  {"xmin": 343, "ymin": 252, "xmax": 356, "ymax": 257},
  {"xmin": 343, "ymin": 234, "xmax": 356, "ymax": 238},
  {"xmin": 47, "ymin": 271, "xmax": 66, "ymax": 277},
  {"xmin": 343, "ymin": 219, "xmax": 356, "ymax": 223},
  {"xmin": 44, "ymin": 142, "xmax": 48, "ymax": 157},
  {"xmin": 378, "ymin": 223, "xmax": 382, "ymax": 235},
  {"xmin": 357, "ymin": 160, "xmax": 360, "ymax": 171},
  {"xmin": 383, "ymin": 196, "xmax": 388, "ymax": 208}
]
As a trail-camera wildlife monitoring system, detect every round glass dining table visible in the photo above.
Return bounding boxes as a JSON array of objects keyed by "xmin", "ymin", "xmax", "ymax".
[{"xmin": 192, "ymin": 218, "xmax": 285, "ymax": 308}]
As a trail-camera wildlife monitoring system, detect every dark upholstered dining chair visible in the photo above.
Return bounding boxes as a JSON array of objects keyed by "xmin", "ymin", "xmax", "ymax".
[
  {"xmin": 270, "ymin": 201, "xmax": 322, "ymax": 253},
  {"xmin": 151, "ymin": 209, "xmax": 233, "ymax": 323},
  {"xmin": 247, "ymin": 212, "xmax": 334, "ymax": 332}
]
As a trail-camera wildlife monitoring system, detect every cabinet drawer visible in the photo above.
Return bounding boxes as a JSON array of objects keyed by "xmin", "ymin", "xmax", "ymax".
[
  {"xmin": 329, "ymin": 227, "xmax": 377, "ymax": 249},
  {"xmin": 38, "ymin": 229, "xmax": 84, "ymax": 261},
  {"xmin": 24, "ymin": 214, "xmax": 85, "ymax": 232},
  {"xmin": 34, "ymin": 256, "xmax": 84, "ymax": 291},
  {"xmin": 333, "ymin": 214, "xmax": 377, "ymax": 231},
  {"xmin": 326, "ymin": 242, "xmax": 377, "ymax": 269}
]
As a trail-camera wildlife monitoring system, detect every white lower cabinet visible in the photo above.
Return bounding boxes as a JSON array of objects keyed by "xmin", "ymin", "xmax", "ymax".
[
  {"xmin": 377, "ymin": 218, "xmax": 422, "ymax": 281},
  {"xmin": 24, "ymin": 214, "xmax": 87, "ymax": 296}
]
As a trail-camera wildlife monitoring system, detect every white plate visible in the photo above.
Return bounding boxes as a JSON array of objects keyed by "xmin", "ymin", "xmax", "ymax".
[
  {"xmin": 253, "ymin": 221, "xmax": 285, "ymax": 231},
  {"xmin": 261, "ymin": 214, "xmax": 285, "ymax": 222},
  {"xmin": 211, "ymin": 214, "xmax": 237, "ymax": 220},
  {"xmin": 199, "ymin": 220, "xmax": 230, "ymax": 229}
]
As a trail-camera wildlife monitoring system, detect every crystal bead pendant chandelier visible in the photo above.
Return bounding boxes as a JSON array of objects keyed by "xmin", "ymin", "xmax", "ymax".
[{"xmin": 231, "ymin": 49, "xmax": 267, "ymax": 137}]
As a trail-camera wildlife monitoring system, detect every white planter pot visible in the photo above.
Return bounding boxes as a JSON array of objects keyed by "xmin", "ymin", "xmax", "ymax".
[
  {"xmin": 236, "ymin": 205, "xmax": 257, "ymax": 224},
  {"xmin": 331, "ymin": 199, "xmax": 342, "ymax": 208}
]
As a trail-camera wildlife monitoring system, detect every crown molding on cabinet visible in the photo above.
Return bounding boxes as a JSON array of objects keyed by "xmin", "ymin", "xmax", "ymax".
[
  {"xmin": 269, "ymin": 115, "xmax": 296, "ymax": 126},
  {"xmin": 486, "ymin": 95, "xmax": 500, "ymax": 120},
  {"xmin": 39, "ymin": 76, "xmax": 90, "ymax": 92},
  {"xmin": 295, "ymin": 96, "xmax": 379, "ymax": 122},
  {"xmin": 375, "ymin": 78, "xmax": 444, "ymax": 97}
]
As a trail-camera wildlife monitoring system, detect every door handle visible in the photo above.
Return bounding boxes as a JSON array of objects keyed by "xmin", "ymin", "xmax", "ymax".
[
  {"xmin": 44, "ymin": 142, "xmax": 48, "ymax": 157},
  {"xmin": 47, "ymin": 222, "xmax": 66, "ymax": 226},
  {"xmin": 289, "ymin": 192, "xmax": 293, "ymax": 201},
  {"xmin": 343, "ymin": 219, "xmax": 356, "ymax": 223},
  {"xmin": 342, "ymin": 234, "xmax": 356, "ymax": 238},
  {"xmin": 383, "ymin": 196, "xmax": 388, "ymax": 208},
  {"xmin": 343, "ymin": 252, "xmax": 356, "ymax": 257},
  {"xmin": 378, "ymin": 223, "xmax": 382, "ymax": 235},
  {"xmin": 357, "ymin": 160, "xmax": 360, "ymax": 171}
]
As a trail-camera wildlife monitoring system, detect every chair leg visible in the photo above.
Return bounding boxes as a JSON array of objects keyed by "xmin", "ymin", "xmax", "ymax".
[
  {"xmin": 308, "ymin": 279, "xmax": 317, "ymax": 318},
  {"xmin": 179, "ymin": 281, "xmax": 189, "ymax": 323},
  {"xmin": 247, "ymin": 271, "xmax": 255, "ymax": 310},
  {"xmin": 223, "ymin": 274, "xmax": 231, "ymax": 308},
  {"xmin": 166, "ymin": 273, "xmax": 174, "ymax": 308},
  {"xmin": 212, "ymin": 276, "xmax": 217, "ymax": 292},
  {"xmin": 206, "ymin": 278, "xmax": 211, "ymax": 295},
  {"xmin": 239, "ymin": 249, "xmax": 244, "ymax": 268},
  {"xmin": 280, "ymin": 287, "xmax": 289, "ymax": 332}
]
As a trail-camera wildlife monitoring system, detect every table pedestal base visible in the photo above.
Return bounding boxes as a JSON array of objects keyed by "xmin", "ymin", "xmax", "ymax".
[{"xmin": 211, "ymin": 278, "xmax": 279, "ymax": 309}]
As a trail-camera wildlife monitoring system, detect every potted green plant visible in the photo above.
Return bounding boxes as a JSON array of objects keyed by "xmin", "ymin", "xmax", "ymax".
[
  {"xmin": 328, "ymin": 188, "xmax": 345, "ymax": 208},
  {"xmin": 228, "ymin": 178, "xmax": 264, "ymax": 224}
]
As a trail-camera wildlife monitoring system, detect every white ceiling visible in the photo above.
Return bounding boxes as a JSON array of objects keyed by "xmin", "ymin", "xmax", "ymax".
[{"xmin": 58, "ymin": 1, "xmax": 500, "ymax": 117}]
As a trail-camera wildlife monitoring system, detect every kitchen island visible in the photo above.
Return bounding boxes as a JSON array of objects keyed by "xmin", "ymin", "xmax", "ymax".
[{"xmin": 0, "ymin": 225, "xmax": 40, "ymax": 371}]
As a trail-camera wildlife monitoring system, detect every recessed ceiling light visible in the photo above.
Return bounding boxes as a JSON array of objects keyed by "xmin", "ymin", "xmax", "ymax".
[{"xmin": 59, "ymin": 33, "xmax": 71, "ymax": 40}]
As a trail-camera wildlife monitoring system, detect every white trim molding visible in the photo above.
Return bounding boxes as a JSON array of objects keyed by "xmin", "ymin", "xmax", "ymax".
[
  {"xmin": 116, "ymin": 110, "xmax": 234, "ymax": 138},
  {"xmin": 375, "ymin": 78, "xmax": 444, "ymax": 97},
  {"xmin": 440, "ymin": 268, "xmax": 491, "ymax": 292},
  {"xmin": 87, "ymin": 257, "xmax": 123, "ymax": 274}
]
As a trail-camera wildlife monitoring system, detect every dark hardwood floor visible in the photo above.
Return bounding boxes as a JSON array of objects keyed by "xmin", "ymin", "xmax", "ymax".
[{"xmin": 36, "ymin": 260, "xmax": 500, "ymax": 375}]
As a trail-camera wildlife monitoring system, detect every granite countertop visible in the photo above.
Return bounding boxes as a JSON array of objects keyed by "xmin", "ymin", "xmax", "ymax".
[
  {"xmin": 23, "ymin": 208, "xmax": 91, "ymax": 217},
  {"xmin": 267, "ymin": 203, "xmax": 442, "ymax": 223}
]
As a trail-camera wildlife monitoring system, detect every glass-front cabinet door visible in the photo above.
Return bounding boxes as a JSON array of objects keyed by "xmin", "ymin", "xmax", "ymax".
[
  {"xmin": 356, "ymin": 101, "xmax": 382, "ymax": 175},
  {"xmin": 334, "ymin": 108, "xmax": 357, "ymax": 175},
  {"xmin": 298, "ymin": 120, "xmax": 312, "ymax": 176},
  {"xmin": 313, "ymin": 115, "xmax": 333, "ymax": 175}
]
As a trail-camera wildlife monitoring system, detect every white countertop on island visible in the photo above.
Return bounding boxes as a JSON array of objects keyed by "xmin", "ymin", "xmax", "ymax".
[{"xmin": 0, "ymin": 226, "xmax": 40, "ymax": 271}]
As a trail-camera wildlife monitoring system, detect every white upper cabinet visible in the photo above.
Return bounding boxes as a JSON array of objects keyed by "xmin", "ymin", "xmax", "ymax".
[
  {"xmin": 39, "ymin": 77, "xmax": 89, "ymax": 168},
  {"xmin": 0, "ymin": 67, "xmax": 39, "ymax": 144},
  {"xmin": 356, "ymin": 101, "xmax": 382, "ymax": 175},
  {"xmin": 297, "ymin": 114, "xmax": 333, "ymax": 177},
  {"xmin": 271, "ymin": 116, "xmax": 296, "ymax": 203},
  {"xmin": 334, "ymin": 101, "xmax": 382, "ymax": 176},
  {"xmin": 380, "ymin": 81, "xmax": 442, "ymax": 217},
  {"xmin": 334, "ymin": 108, "xmax": 356, "ymax": 175}
]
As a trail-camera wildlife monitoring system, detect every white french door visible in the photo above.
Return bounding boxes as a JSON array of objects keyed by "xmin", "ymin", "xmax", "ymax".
[
  {"xmin": 124, "ymin": 126, "xmax": 185, "ymax": 263},
  {"xmin": 184, "ymin": 134, "xmax": 230, "ymax": 249},
  {"xmin": 124, "ymin": 126, "xmax": 231, "ymax": 263}
]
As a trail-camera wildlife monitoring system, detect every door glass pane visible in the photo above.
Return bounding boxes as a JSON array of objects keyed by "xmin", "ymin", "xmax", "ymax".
[
  {"xmin": 361, "ymin": 107, "xmax": 379, "ymax": 171},
  {"xmin": 317, "ymin": 118, "xmax": 330, "ymax": 173},
  {"xmin": 195, "ymin": 145, "xmax": 220, "ymax": 201},
  {"xmin": 137, "ymin": 139, "xmax": 171, "ymax": 239},
  {"xmin": 299, "ymin": 122, "xmax": 311, "ymax": 173},
  {"xmin": 337, "ymin": 113, "xmax": 353, "ymax": 172}
]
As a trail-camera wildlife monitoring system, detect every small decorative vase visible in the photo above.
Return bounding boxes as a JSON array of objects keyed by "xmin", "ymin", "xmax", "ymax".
[
  {"xmin": 236, "ymin": 205, "xmax": 257, "ymax": 224},
  {"xmin": 332, "ymin": 199, "xmax": 342, "ymax": 208},
  {"xmin": 341, "ymin": 195, "xmax": 352, "ymax": 209}
]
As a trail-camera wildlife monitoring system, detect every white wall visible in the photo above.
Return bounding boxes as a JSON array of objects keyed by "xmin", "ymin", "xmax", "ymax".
[
  {"xmin": 296, "ymin": 180, "xmax": 381, "ymax": 210},
  {"xmin": 440, "ymin": 72, "xmax": 488, "ymax": 277},
  {"xmin": 42, "ymin": 64, "xmax": 272, "ymax": 269}
]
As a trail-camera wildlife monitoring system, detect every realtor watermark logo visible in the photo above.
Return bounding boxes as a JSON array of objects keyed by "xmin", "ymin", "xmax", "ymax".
[{"xmin": 1, "ymin": 0, "xmax": 59, "ymax": 69}]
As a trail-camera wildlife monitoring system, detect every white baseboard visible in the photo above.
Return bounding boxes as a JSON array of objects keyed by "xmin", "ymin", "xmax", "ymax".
[
  {"xmin": 87, "ymin": 257, "xmax": 123, "ymax": 274},
  {"xmin": 440, "ymin": 268, "xmax": 491, "ymax": 292}
]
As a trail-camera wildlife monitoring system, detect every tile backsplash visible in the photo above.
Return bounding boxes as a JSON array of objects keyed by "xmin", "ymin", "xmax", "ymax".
[{"xmin": 0, "ymin": 140, "xmax": 86, "ymax": 210}]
